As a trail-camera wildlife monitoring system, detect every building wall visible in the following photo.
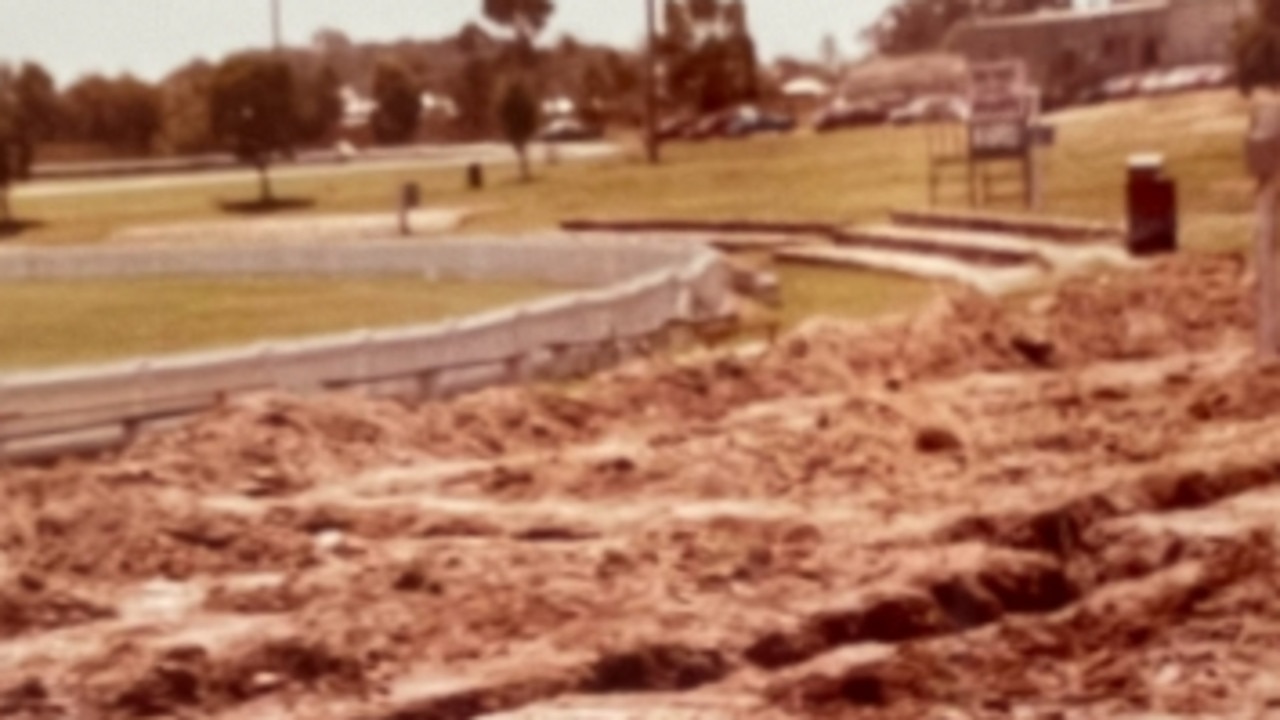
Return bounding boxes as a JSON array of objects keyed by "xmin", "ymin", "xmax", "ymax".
[
  {"xmin": 946, "ymin": 0, "xmax": 1247, "ymax": 102},
  {"xmin": 1164, "ymin": 0, "xmax": 1250, "ymax": 66},
  {"xmin": 947, "ymin": 4, "xmax": 1169, "ymax": 101}
]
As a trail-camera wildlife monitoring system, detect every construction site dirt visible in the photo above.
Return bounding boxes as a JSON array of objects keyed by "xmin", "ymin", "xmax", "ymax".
[{"xmin": 6, "ymin": 251, "xmax": 1280, "ymax": 719}]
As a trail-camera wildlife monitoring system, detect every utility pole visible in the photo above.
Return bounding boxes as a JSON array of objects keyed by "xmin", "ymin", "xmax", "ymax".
[
  {"xmin": 645, "ymin": 0, "xmax": 661, "ymax": 164},
  {"xmin": 271, "ymin": 0, "xmax": 283, "ymax": 53}
]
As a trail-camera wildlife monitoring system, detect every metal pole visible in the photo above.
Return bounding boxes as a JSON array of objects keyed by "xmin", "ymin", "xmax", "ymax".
[
  {"xmin": 271, "ymin": 0, "xmax": 283, "ymax": 53},
  {"xmin": 1258, "ymin": 175, "xmax": 1278, "ymax": 357},
  {"xmin": 645, "ymin": 0, "xmax": 661, "ymax": 164}
]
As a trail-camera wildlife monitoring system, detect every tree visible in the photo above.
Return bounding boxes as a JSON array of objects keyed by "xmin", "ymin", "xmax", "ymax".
[
  {"xmin": 482, "ymin": 0, "xmax": 555, "ymax": 41},
  {"xmin": 13, "ymin": 63, "xmax": 59, "ymax": 177},
  {"xmin": 295, "ymin": 64, "xmax": 344, "ymax": 144},
  {"xmin": 454, "ymin": 53, "xmax": 497, "ymax": 139},
  {"xmin": 209, "ymin": 54, "xmax": 297, "ymax": 204},
  {"xmin": 370, "ymin": 60, "xmax": 422, "ymax": 144},
  {"xmin": 0, "ymin": 69, "xmax": 20, "ymax": 223},
  {"xmin": 661, "ymin": 0, "xmax": 760, "ymax": 113},
  {"xmin": 1236, "ymin": 0, "xmax": 1280, "ymax": 95},
  {"xmin": 63, "ymin": 74, "xmax": 161, "ymax": 154},
  {"xmin": 499, "ymin": 80, "xmax": 539, "ymax": 181},
  {"xmin": 159, "ymin": 61, "xmax": 217, "ymax": 155}
]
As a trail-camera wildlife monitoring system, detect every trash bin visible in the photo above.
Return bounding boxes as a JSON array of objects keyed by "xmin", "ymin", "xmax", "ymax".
[
  {"xmin": 1126, "ymin": 153, "xmax": 1177, "ymax": 256},
  {"xmin": 467, "ymin": 163, "xmax": 484, "ymax": 190}
]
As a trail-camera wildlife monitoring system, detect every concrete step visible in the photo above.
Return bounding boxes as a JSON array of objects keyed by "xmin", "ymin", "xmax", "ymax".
[
  {"xmin": 889, "ymin": 207, "xmax": 1124, "ymax": 243},
  {"xmin": 834, "ymin": 224, "xmax": 1050, "ymax": 268},
  {"xmin": 775, "ymin": 245, "xmax": 1043, "ymax": 296}
]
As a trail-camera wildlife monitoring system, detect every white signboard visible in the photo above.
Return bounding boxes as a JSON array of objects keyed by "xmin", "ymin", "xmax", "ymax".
[{"xmin": 968, "ymin": 60, "xmax": 1034, "ymax": 160}]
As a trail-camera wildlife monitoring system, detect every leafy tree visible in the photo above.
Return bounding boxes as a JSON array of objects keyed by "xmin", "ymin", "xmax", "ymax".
[
  {"xmin": 661, "ymin": 0, "xmax": 759, "ymax": 113},
  {"xmin": 499, "ymin": 80, "xmax": 539, "ymax": 181},
  {"xmin": 370, "ymin": 60, "xmax": 422, "ymax": 144},
  {"xmin": 63, "ymin": 74, "xmax": 161, "ymax": 153},
  {"xmin": 209, "ymin": 54, "xmax": 297, "ymax": 204},
  {"xmin": 159, "ymin": 61, "xmax": 217, "ymax": 155},
  {"xmin": 295, "ymin": 64, "xmax": 344, "ymax": 144},
  {"xmin": 1236, "ymin": 0, "xmax": 1280, "ymax": 95},
  {"xmin": 483, "ymin": 0, "xmax": 555, "ymax": 41},
  {"xmin": 12, "ymin": 63, "xmax": 59, "ymax": 177},
  {"xmin": 0, "ymin": 69, "xmax": 20, "ymax": 223},
  {"xmin": 454, "ymin": 53, "xmax": 497, "ymax": 139}
]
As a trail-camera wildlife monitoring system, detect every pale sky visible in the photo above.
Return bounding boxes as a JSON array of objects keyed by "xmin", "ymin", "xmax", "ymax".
[{"xmin": 0, "ymin": 0, "xmax": 892, "ymax": 84}]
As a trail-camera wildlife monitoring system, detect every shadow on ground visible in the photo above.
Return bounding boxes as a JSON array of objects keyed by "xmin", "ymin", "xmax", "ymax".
[
  {"xmin": 0, "ymin": 219, "xmax": 46, "ymax": 240},
  {"xmin": 217, "ymin": 197, "xmax": 315, "ymax": 215}
]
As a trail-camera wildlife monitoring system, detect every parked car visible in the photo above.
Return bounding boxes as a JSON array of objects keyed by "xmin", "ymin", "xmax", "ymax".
[
  {"xmin": 724, "ymin": 106, "xmax": 796, "ymax": 137},
  {"xmin": 888, "ymin": 95, "xmax": 969, "ymax": 125},
  {"xmin": 537, "ymin": 117, "xmax": 603, "ymax": 143},
  {"xmin": 688, "ymin": 110, "xmax": 737, "ymax": 140},
  {"xmin": 657, "ymin": 115, "xmax": 697, "ymax": 141},
  {"xmin": 1101, "ymin": 73, "xmax": 1143, "ymax": 100},
  {"xmin": 812, "ymin": 101, "xmax": 888, "ymax": 132}
]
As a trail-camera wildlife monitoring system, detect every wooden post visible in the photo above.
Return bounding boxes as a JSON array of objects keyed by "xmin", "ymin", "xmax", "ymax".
[{"xmin": 1257, "ymin": 175, "xmax": 1279, "ymax": 358}]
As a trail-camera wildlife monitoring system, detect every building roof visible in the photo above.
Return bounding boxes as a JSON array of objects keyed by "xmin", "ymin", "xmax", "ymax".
[{"xmin": 955, "ymin": 0, "xmax": 1167, "ymax": 33}]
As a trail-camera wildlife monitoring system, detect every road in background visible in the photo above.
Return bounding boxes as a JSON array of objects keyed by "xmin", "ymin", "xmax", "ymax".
[{"xmin": 17, "ymin": 141, "xmax": 619, "ymax": 199}]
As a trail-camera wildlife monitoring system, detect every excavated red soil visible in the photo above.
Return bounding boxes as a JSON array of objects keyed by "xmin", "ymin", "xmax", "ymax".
[{"xmin": 6, "ymin": 251, "xmax": 1280, "ymax": 719}]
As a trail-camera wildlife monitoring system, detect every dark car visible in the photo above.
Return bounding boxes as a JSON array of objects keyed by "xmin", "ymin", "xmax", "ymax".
[
  {"xmin": 812, "ymin": 102, "xmax": 888, "ymax": 133},
  {"xmin": 537, "ymin": 118, "xmax": 603, "ymax": 143}
]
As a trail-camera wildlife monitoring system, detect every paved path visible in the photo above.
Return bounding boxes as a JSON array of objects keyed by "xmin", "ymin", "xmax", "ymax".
[{"xmin": 15, "ymin": 142, "xmax": 618, "ymax": 200}]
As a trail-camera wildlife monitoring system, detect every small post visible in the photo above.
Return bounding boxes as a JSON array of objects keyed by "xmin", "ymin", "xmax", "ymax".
[
  {"xmin": 1258, "ymin": 176, "xmax": 1279, "ymax": 357},
  {"xmin": 398, "ymin": 182, "xmax": 420, "ymax": 237},
  {"xmin": 1246, "ymin": 95, "xmax": 1280, "ymax": 358}
]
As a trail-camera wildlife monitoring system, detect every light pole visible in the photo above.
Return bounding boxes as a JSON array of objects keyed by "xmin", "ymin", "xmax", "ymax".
[
  {"xmin": 271, "ymin": 0, "xmax": 283, "ymax": 53},
  {"xmin": 645, "ymin": 0, "xmax": 661, "ymax": 164}
]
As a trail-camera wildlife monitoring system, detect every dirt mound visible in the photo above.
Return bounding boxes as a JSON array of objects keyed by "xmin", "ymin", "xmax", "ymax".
[{"xmin": 7, "ymin": 250, "xmax": 1280, "ymax": 718}]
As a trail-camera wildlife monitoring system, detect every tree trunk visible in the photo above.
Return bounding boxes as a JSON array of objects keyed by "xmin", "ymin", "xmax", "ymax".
[{"xmin": 257, "ymin": 162, "xmax": 274, "ymax": 205}]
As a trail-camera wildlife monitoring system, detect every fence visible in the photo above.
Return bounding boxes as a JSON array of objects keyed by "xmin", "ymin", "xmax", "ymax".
[{"xmin": 0, "ymin": 236, "xmax": 732, "ymax": 461}]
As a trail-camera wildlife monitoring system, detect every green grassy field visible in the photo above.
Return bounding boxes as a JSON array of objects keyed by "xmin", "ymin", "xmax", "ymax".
[
  {"xmin": 0, "ymin": 277, "xmax": 553, "ymax": 370},
  {"xmin": 7, "ymin": 89, "xmax": 1253, "ymax": 252},
  {"xmin": 0, "ymin": 89, "xmax": 1254, "ymax": 368}
]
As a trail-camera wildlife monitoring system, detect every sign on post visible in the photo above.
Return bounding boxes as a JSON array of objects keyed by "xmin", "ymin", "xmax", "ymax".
[
  {"xmin": 966, "ymin": 59, "xmax": 1042, "ymax": 208},
  {"xmin": 968, "ymin": 60, "xmax": 1032, "ymax": 161}
]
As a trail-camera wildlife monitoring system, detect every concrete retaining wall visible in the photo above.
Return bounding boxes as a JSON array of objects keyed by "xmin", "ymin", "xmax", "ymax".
[{"xmin": 0, "ymin": 236, "xmax": 733, "ymax": 461}]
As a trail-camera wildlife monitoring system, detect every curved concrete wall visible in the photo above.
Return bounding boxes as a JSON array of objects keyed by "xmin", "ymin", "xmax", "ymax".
[{"xmin": 0, "ymin": 235, "xmax": 733, "ymax": 460}]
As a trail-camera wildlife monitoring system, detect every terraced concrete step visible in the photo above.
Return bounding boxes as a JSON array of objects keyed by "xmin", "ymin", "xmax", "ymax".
[
  {"xmin": 835, "ymin": 224, "xmax": 1051, "ymax": 267},
  {"xmin": 889, "ymin": 207, "xmax": 1124, "ymax": 243},
  {"xmin": 775, "ymin": 245, "xmax": 1042, "ymax": 295}
]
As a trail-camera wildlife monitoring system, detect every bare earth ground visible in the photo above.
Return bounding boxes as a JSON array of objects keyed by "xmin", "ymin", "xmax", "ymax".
[{"xmin": 6, "ymin": 251, "xmax": 1280, "ymax": 719}]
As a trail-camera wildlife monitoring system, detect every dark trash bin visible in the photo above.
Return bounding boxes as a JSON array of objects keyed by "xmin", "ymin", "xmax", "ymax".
[{"xmin": 1126, "ymin": 153, "xmax": 1177, "ymax": 256}]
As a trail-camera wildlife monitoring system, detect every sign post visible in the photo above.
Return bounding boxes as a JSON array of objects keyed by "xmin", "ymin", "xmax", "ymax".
[{"xmin": 966, "ymin": 60, "xmax": 1039, "ymax": 209}]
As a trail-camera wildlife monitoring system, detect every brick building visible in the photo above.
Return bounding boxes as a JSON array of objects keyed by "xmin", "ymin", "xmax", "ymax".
[{"xmin": 946, "ymin": 0, "xmax": 1250, "ymax": 103}]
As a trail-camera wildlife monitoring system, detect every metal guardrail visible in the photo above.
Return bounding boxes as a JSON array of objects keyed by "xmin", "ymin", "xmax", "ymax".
[{"xmin": 0, "ymin": 237, "xmax": 733, "ymax": 461}]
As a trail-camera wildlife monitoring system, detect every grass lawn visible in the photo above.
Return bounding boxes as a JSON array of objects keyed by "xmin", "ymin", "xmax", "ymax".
[
  {"xmin": 5, "ymin": 89, "xmax": 1253, "ymax": 253},
  {"xmin": 0, "ymin": 277, "xmax": 554, "ymax": 370},
  {"xmin": 773, "ymin": 264, "xmax": 938, "ymax": 329},
  {"xmin": 0, "ymin": 89, "xmax": 1255, "ymax": 368}
]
